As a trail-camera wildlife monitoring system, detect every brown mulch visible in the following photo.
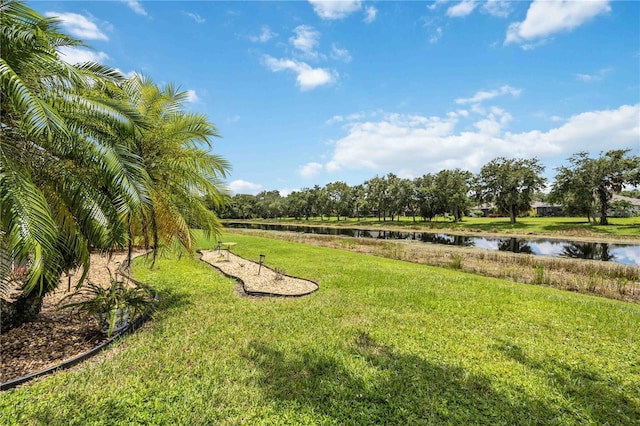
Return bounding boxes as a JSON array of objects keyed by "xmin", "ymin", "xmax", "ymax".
[
  {"xmin": 1, "ymin": 249, "xmax": 318, "ymax": 385},
  {"xmin": 0, "ymin": 251, "xmax": 145, "ymax": 384}
]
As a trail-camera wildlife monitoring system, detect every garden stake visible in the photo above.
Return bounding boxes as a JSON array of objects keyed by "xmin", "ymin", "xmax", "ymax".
[
  {"xmin": 258, "ymin": 254, "xmax": 265, "ymax": 275},
  {"xmin": 66, "ymin": 272, "xmax": 75, "ymax": 292}
]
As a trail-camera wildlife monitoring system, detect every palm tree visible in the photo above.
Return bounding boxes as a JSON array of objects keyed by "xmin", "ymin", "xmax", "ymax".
[
  {"xmin": 124, "ymin": 75, "xmax": 230, "ymax": 265},
  {"xmin": 1, "ymin": 0, "xmax": 147, "ymax": 329}
]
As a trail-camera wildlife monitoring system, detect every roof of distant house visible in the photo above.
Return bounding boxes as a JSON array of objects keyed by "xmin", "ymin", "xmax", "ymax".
[{"xmin": 612, "ymin": 194, "xmax": 640, "ymax": 206}]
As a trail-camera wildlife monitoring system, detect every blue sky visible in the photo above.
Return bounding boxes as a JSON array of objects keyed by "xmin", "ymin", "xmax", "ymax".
[{"xmin": 34, "ymin": 0, "xmax": 639, "ymax": 195}]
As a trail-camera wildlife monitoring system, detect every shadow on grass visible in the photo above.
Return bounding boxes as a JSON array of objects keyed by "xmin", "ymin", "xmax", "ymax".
[
  {"xmin": 154, "ymin": 287, "xmax": 192, "ymax": 318},
  {"xmin": 242, "ymin": 332, "xmax": 564, "ymax": 425},
  {"xmin": 493, "ymin": 339, "xmax": 639, "ymax": 424}
]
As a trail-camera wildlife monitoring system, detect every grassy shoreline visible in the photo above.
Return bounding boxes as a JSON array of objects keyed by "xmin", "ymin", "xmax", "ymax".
[
  {"xmin": 226, "ymin": 228, "xmax": 640, "ymax": 304},
  {"xmin": 223, "ymin": 216, "xmax": 640, "ymax": 243},
  {"xmin": 1, "ymin": 233, "xmax": 638, "ymax": 424}
]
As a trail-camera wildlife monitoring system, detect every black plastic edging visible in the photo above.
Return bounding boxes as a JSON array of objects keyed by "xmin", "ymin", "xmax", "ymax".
[
  {"xmin": 1, "ymin": 252, "xmax": 158, "ymax": 391},
  {"xmin": 196, "ymin": 250, "xmax": 319, "ymax": 298}
]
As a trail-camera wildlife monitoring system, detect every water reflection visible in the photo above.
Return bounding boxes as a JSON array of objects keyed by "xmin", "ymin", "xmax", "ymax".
[
  {"xmin": 498, "ymin": 238, "xmax": 533, "ymax": 254},
  {"xmin": 561, "ymin": 242, "xmax": 615, "ymax": 262},
  {"xmin": 224, "ymin": 223, "xmax": 640, "ymax": 266}
]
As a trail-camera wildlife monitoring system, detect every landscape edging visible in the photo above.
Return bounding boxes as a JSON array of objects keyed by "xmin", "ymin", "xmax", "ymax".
[
  {"xmin": 197, "ymin": 249, "xmax": 319, "ymax": 298},
  {"xmin": 1, "ymin": 251, "xmax": 157, "ymax": 391}
]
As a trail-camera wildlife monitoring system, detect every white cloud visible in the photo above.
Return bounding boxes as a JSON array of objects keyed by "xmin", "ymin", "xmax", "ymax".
[
  {"xmin": 308, "ymin": 0, "xmax": 362, "ymax": 20},
  {"xmin": 482, "ymin": 0, "xmax": 511, "ymax": 18},
  {"xmin": 278, "ymin": 188, "xmax": 296, "ymax": 197},
  {"xmin": 115, "ymin": 68, "xmax": 138, "ymax": 79},
  {"xmin": 326, "ymin": 113, "xmax": 367, "ymax": 125},
  {"xmin": 57, "ymin": 46, "xmax": 110, "ymax": 64},
  {"xmin": 229, "ymin": 180, "xmax": 263, "ymax": 195},
  {"xmin": 505, "ymin": 0, "xmax": 611, "ymax": 47},
  {"xmin": 185, "ymin": 90, "xmax": 199, "ymax": 103},
  {"xmin": 455, "ymin": 85, "xmax": 521, "ymax": 105},
  {"xmin": 576, "ymin": 67, "xmax": 612, "ymax": 82},
  {"xmin": 447, "ymin": 0, "xmax": 478, "ymax": 18},
  {"xmin": 250, "ymin": 26, "xmax": 277, "ymax": 43},
  {"xmin": 45, "ymin": 12, "xmax": 108, "ymax": 41},
  {"xmin": 122, "ymin": 0, "xmax": 148, "ymax": 16},
  {"xmin": 364, "ymin": 6, "xmax": 377, "ymax": 24},
  {"xmin": 326, "ymin": 115, "xmax": 345, "ymax": 125},
  {"xmin": 262, "ymin": 55, "xmax": 336, "ymax": 91},
  {"xmin": 429, "ymin": 27, "xmax": 443, "ymax": 44},
  {"xmin": 299, "ymin": 162, "xmax": 324, "ymax": 178},
  {"xmin": 427, "ymin": 0, "xmax": 448, "ymax": 11},
  {"xmin": 331, "ymin": 44, "xmax": 352, "ymax": 63},
  {"xmin": 290, "ymin": 25, "xmax": 320, "ymax": 58},
  {"xmin": 226, "ymin": 115, "xmax": 241, "ymax": 124},
  {"xmin": 322, "ymin": 104, "xmax": 639, "ymax": 178},
  {"xmin": 183, "ymin": 11, "xmax": 205, "ymax": 24}
]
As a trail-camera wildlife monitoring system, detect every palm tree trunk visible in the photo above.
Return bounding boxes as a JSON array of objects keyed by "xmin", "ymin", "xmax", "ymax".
[{"xmin": 150, "ymin": 207, "xmax": 159, "ymax": 269}]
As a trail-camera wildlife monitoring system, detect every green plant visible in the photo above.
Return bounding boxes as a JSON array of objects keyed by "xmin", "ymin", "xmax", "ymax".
[
  {"xmin": 62, "ymin": 278, "xmax": 153, "ymax": 336},
  {"xmin": 533, "ymin": 265, "xmax": 545, "ymax": 285},
  {"xmin": 451, "ymin": 254, "xmax": 462, "ymax": 270},
  {"xmin": 273, "ymin": 267, "xmax": 285, "ymax": 281}
]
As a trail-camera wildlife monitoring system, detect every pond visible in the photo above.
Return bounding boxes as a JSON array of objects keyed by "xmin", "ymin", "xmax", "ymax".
[{"xmin": 223, "ymin": 223, "xmax": 640, "ymax": 266}]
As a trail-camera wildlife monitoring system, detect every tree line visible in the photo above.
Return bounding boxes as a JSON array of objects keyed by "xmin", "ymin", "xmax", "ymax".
[
  {"xmin": 222, "ymin": 151, "xmax": 639, "ymax": 226},
  {"xmin": 1, "ymin": 1, "xmax": 229, "ymax": 329}
]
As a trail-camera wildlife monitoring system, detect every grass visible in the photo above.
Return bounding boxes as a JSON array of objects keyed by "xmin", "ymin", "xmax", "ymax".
[
  {"xmin": 1, "ymin": 233, "xmax": 639, "ymax": 425},
  {"xmin": 229, "ymin": 216, "xmax": 640, "ymax": 240},
  {"xmin": 231, "ymin": 229, "xmax": 640, "ymax": 304}
]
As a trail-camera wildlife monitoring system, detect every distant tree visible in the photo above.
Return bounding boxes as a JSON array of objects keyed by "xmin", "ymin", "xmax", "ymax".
[
  {"xmin": 414, "ymin": 174, "xmax": 438, "ymax": 222},
  {"xmin": 351, "ymin": 184, "xmax": 368, "ymax": 220},
  {"xmin": 474, "ymin": 157, "xmax": 546, "ymax": 224},
  {"xmin": 590, "ymin": 150, "xmax": 639, "ymax": 225},
  {"xmin": 227, "ymin": 194, "xmax": 257, "ymax": 219},
  {"xmin": 550, "ymin": 150, "xmax": 639, "ymax": 225},
  {"xmin": 550, "ymin": 152, "xmax": 599, "ymax": 222},
  {"xmin": 311, "ymin": 185, "xmax": 329, "ymax": 220},
  {"xmin": 388, "ymin": 178, "xmax": 413, "ymax": 221},
  {"xmin": 298, "ymin": 187, "xmax": 317, "ymax": 220},
  {"xmin": 272, "ymin": 198, "xmax": 287, "ymax": 219},
  {"xmin": 364, "ymin": 176, "xmax": 387, "ymax": 221},
  {"xmin": 620, "ymin": 189, "xmax": 640, "ymax": 199},
  {"xmin": 403, "ymin": 179, "xmax": 421, "ymax": 222},
  {"xmin": 383, "ymin": 173, "xmax": 402, "ymax": 221},
  {"xmin": 324, "ymin": 181, "xmax": 352, "ymax": 220},
  {"xmin": 434, "ymin": 168, "xmax": 472, "ymax": 222},
  {"xmin": 285, "ymin": 191, "xmax": 307, "ymax": 220},
  {"xmin": 610, "ymin": 200, "xmax": 634, "ymax": 218},
  {"xmin": 254, "ymin": 190, "xmax": 281, "ymax": 219}
]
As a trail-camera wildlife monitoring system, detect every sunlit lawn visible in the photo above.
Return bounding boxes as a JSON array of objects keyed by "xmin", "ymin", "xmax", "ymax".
[{"xmin": 1, "ymin": 233, "xmax": 638, "ymax": 425}]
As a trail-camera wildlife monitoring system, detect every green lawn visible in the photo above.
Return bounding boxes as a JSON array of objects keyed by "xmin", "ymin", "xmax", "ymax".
[
  {"xmin": 236, "ymin": 216, "xmax": 640, "ymax": 239},
  {"xmin": 1, "ymin": 233, "xmax": 639, "ymax": 425}
]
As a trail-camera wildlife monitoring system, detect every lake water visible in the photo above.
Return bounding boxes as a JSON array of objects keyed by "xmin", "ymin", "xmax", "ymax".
[{"xmin": 224, "ymin": 223, "xmax": 640, "ymax": 266}]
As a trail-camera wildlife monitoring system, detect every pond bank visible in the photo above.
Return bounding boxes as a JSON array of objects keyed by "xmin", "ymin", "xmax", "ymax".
[{"xmin": 226, "ymin": 228, "xmax": 640, "ymax": 304}]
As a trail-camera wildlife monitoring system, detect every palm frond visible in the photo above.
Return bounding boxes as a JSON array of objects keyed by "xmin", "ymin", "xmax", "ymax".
[{"xmin": 0, "ymin": 58, "xmax": 70, "ymax": 138}]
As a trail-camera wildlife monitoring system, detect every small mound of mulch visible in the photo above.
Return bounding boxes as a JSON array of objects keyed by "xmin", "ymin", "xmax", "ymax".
[
  {"xmin": 0, "ymin": 251, "xmax": 145, "ymax": 384},
  {"xmin": 199, "ymin": 250, "xmax": 318, "ymax": 296}
]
